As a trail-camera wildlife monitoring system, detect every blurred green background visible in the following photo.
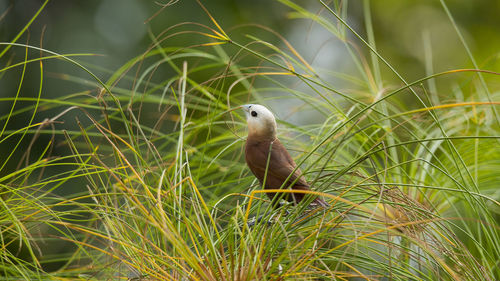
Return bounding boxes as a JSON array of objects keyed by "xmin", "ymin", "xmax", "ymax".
[{"xmin": 2, "ymin": 0, "xmax": 498, "ymax": 98}]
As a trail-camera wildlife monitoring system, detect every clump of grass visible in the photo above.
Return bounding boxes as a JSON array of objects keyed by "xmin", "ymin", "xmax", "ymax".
[{"xmin": 1, "ymin": 0, "xmax": 499, "ymax": 280}]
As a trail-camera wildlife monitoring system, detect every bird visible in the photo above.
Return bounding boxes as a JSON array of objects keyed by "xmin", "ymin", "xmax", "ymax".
[{"xmin": 242, "ymin": 104, "xmax": 329, "ymax": 209}]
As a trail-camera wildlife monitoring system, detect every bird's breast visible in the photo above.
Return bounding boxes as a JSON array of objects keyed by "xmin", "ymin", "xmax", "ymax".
[{"xmin": 245, "ymin": 138, "xmax": 271, "ymax": 182}]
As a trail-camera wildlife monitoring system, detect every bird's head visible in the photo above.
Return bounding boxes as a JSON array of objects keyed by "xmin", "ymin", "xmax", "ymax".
[{"xmin": 242, "ymin": 104, "xmax": 277, "ymax": 140}]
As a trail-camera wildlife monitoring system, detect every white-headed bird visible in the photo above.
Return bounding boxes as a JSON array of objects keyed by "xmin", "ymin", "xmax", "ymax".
[{"xmin": 242, "ymin": 104, "xmax": 329, "ymax": 208}]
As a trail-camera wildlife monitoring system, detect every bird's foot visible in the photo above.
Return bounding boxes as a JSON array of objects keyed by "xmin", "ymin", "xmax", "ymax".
[
  {"xmin": 246, "ymin": 214, "xmax": 274, "ymax": 227},
  {"xmin": 247, "ymin": 206, "xmax": 290, "ymax": 227}
]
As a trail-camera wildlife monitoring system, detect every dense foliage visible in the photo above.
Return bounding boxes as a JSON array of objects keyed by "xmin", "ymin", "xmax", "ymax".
[{"xmin": 1, "ymin": 0, "xmax": 499, "ymax": 280}]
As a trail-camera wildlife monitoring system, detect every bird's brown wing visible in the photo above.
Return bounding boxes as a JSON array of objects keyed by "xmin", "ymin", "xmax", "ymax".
[
  {"xmin": 245, "ymin": 137, "xmax": 309, "ymax": 188},
  {"xmin": 245, "ymin": 137, "xmax": 329, "ymax": 207},
  {"xmin": 267, "ymin": 139, "xmax": 309, "ymax": 187}
]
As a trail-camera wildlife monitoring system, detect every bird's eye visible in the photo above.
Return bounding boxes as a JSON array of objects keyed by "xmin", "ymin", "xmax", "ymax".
[{"xmin": 251, "ymin": 111, "xmax": 258, "ymax": 117}]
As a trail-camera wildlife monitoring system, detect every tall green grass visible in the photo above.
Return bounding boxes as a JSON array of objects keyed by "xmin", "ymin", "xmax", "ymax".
[{"xmin": 1, "ymin": 0, "xmax": 499, "ymax": 280}]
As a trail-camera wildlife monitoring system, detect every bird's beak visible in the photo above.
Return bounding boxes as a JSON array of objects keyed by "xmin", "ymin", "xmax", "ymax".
[
  {"xmin": 242, "ymin": 104, "xmax": 252, "ymax": 113},
  {"xmin": 226, "ymin": 105, "xmax": 243, "ymax": 114}
]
